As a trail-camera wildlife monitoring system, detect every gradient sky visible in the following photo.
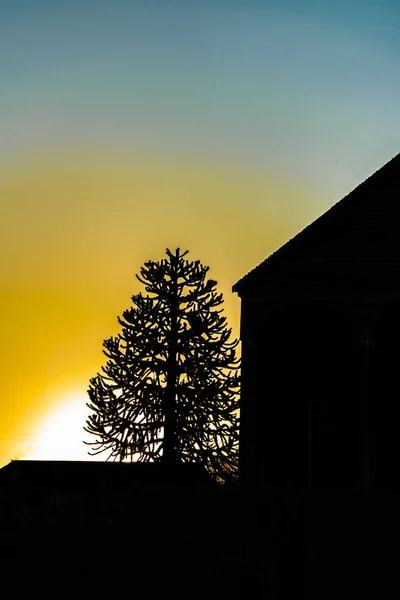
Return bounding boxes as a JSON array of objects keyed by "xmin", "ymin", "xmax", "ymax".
[{"xmin": 1, "ymin": 0, "xmax": 399, "ymax": 465}]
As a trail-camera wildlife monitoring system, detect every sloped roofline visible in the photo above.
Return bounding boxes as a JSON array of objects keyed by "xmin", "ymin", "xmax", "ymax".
[{"xmin": 232, "ymin": 151, "xmax": 400, "ymax": 295}]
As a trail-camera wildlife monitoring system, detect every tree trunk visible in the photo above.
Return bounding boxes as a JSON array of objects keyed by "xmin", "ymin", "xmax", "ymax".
[{"xmin": 163, "ymin": 259, "xmax": 178, "ymax": 465}]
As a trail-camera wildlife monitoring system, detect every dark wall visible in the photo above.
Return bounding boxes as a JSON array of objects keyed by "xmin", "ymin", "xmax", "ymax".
[
  {"xmin": 370, "ymin": 305, "xmax": 400, "ymax": 488},
  {"xmin": 240, "ymin": 303, "xmax": 361, "ymax": 489}
]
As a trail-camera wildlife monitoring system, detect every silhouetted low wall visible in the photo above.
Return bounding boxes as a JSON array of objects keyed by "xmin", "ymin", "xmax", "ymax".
[{"xmin": 0, "ymin": 480, "xmax": 239, "ymax": 600}]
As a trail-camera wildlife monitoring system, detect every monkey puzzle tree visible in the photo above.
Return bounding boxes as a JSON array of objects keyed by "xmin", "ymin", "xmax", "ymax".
[{"xmin": 85, "ymin": 248, "xmax": 240, "ymax": 481}]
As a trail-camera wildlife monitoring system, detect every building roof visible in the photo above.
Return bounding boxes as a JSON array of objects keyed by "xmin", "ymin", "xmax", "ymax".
[{"xmin": 233, "ymin": 152, "xmax": 400, "ymax": 299}]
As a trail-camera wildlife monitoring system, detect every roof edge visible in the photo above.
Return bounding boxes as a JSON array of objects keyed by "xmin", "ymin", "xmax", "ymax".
[{"xmin": 232, "ymin": 151, "xmax": 400, "ymax": 295}]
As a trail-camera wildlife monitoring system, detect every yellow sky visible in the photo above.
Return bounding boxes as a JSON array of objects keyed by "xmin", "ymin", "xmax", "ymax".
[{"xmin": 0, "ymin": 149, "xmax": 321, "ymax": 466}]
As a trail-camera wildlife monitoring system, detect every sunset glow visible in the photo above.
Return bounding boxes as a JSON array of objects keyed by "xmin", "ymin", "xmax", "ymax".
[{"xmin": 0, "ymin": 153, "xmax": 318, "ymax": 466}]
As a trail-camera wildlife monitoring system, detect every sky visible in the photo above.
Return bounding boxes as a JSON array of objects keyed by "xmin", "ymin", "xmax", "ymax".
[{"xmin": 0, "ymin": 0, "xmax": 399, "ymax": 466}]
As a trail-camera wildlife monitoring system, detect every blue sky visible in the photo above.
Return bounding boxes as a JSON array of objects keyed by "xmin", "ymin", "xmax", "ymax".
[{"xmin": 1, "ymin": 0, "xmax": 400, "ymax": 201}]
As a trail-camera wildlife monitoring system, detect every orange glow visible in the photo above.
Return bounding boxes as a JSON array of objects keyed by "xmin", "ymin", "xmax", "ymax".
[{"xmin": 0, "ymin": 149, "xmax": 320, "ymax": 466}]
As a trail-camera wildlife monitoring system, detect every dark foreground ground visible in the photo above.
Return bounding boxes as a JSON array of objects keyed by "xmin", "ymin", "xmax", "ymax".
[{"xmin": 1, "ymin": 481, "xmax": 400, "ymax": 599}]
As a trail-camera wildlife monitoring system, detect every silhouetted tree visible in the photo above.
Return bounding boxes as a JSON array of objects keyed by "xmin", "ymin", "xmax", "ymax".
[{"xmin": 85, "ymin": 248, "xmax": 240, "ymax": 481}]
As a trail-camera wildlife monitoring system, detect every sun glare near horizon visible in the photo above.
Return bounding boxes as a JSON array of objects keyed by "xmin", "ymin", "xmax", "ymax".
[{"xmin": 24, "ymin": 391, "xmax": 102, "ymax": 462}]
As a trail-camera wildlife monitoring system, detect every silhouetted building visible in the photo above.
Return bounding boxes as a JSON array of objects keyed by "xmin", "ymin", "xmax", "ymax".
[
  {"xmin": 235, "ymin": 153, "xmax": 400, "ymax": 599},
  {"xmin": 234, "ymin": 152, "xmax": 400, "ymax": 491}
]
